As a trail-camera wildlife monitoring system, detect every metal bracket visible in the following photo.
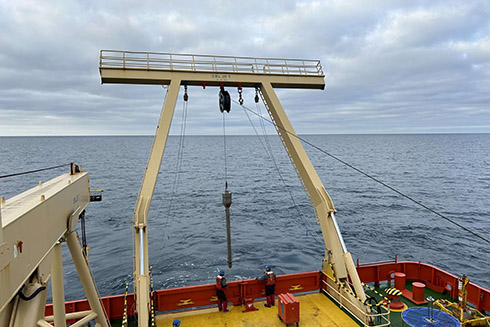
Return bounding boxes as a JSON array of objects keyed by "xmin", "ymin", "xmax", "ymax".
[{"xmin": 67, "ymin": 206, "xmax": 83, "ymax": 233}]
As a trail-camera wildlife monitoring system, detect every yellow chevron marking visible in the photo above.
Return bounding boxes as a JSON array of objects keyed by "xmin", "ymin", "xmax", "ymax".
[
  {"xmin": 177, "ymin": 299, "xmax": 194, "ymax": 306},
  {"xmin": 289, "ymin": 285, "xmax": 304, "ymax": 291},
  {"xmin": 385, "ymin": 288, "xmax": 402, "ymax": 296}
]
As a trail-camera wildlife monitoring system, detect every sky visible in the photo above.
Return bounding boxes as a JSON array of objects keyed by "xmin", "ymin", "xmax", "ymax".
[{"xmin": 0, "ymin": 0, "xmax": 489, "ymax": 136}]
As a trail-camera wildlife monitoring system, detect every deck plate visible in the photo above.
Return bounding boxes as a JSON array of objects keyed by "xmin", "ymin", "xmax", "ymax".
[{"xmin": 156, "ymin": 293, "xmax": 359, "ymax": 326}]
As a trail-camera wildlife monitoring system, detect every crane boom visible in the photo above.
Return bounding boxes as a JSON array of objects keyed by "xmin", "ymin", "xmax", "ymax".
[{"xmin": 0, "ymin": 166, "xmax": 109, "ymax": 327}]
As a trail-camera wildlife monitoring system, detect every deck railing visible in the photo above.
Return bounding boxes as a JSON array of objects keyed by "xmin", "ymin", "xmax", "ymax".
[
  {"xmin": 99, "ymin": 50, "xmax": 324, "ymax": 76},
  {"xmin": 321, "ymin": 273, "xmax": 391, "ymax": 327},
  {"xmin": 356, "ymin": 260, "xmax": 490, "ymax": 313}
]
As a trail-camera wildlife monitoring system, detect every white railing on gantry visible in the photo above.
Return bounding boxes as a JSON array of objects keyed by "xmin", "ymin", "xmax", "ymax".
[{"xmin": 99, "ymin": 50, "xmax": 324, "ymax": 76}]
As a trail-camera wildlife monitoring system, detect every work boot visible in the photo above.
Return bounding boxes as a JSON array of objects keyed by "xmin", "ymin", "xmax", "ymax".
[{"xmin": 267, "ymin": 296, "xmax": 272, "ymax": 307}]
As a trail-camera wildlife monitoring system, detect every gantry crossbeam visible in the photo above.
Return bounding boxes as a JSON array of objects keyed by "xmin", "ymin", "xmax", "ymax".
[{"xmin": 99, "ymin": 50, "xmax": 325, "ymax": 89}]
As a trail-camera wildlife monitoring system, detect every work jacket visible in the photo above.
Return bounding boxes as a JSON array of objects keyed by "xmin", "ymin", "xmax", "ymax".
[
  {"xmin": 216, "ymin": 275, "xmax": 228, "ymax": 290},
  {"xmin": 257, "ymin": 270, "xmax": 276, "ymax": 286}
]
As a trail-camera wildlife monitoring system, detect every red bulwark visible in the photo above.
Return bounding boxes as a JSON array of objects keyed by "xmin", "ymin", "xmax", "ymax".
[
  {"xmin": 44, "ymin": 264, "xmax": 490, "ymax": 321},
  {"xmin": 278, "ymin": 293, "xmax": 299, "ymax": 325}
]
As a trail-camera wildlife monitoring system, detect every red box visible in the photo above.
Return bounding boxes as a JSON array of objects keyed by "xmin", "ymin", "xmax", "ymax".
[{"xmin": 278, "ymin": 293, "xmax": 299, "ymax": 325}]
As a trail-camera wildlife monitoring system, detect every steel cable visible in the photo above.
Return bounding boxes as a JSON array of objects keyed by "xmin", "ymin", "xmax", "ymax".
[
  {"xmin": 222, "ymin": 112, "xmax": 228, "ymax": 188},
  {"xmin": 161, "ymin": 92, "xmax": 188, "ymax": 241},
  {"xmin": 234, "ymin": 99, "xmax": 490, "ymax": 245},
  {"xmin": 0, "ymin": 163, "xmax": 71, "ymax": 179},
  {"xmin": 239, "ymin": 100, "xmax": 325, "ymax": 246}
]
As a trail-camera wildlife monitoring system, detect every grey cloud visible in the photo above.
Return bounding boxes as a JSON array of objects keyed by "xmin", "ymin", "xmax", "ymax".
[{"xmin": 0, "ymin": 0, "xmax": 489, "ymax": 136}]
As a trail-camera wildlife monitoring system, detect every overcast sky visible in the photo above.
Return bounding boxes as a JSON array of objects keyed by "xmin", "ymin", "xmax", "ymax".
[{"xmin": 0, "ymin": 0, "xmax": 489, "ymax": 136}]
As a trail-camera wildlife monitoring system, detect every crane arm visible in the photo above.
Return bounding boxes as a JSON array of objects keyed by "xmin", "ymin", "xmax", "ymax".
[{"xmin": 0, "ymin": 168, "xmax": 109, "ymax": 327}]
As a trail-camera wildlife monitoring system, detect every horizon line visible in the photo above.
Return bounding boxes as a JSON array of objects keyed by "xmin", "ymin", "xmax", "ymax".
[{"xmin": 0, "ymin": 132, "xmax": 489, "ymax": 137}]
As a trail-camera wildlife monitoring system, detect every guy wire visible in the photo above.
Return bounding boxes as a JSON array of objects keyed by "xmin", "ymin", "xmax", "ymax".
[
  {"xmin": 240, "ymin": 101, "xmax": 324, "ymax": 245},
  {"xmin": 233, "ymin": 99, "xmax": 490, "ymax": 245},
  {"xmin": 0, "ymin": 163, "xmax": 71, "ymax": 179}
]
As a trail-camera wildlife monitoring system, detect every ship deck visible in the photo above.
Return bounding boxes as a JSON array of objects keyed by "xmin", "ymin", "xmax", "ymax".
[
  {"xmin": 45, "ymin": 262, "xmax": 490, "ymax": 327},
  {"xmin": 155, "ymin": 292, "xmax": 359, "ymax": 327}
]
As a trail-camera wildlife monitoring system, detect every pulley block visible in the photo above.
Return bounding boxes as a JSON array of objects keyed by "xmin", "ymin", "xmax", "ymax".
[{"xmin": 219, "ymin": 87, "xmax": 231, "ymax": 113}]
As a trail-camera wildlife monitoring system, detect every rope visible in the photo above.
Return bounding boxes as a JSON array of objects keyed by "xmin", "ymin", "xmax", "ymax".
[
  {"xmin": 235, "ymin": 100, "xmax": 490, "ymax": 245},
  {"xmin": 177, "ymin": 100, "xmax": 188, "ymax": 181},
  {"xmin": 239, "ymin": 101, "xmax": 324, "ymax": 246},
  {"xmin": 161, "ymin": 94, "xmax": 188, "ymax": 242},
  {"xmin": 0, "ymin": 163, "xmax": 71, "ymax": 179},
  {"xmin": 222, "ymin": 112, "xmax": 228, "ymax": 188},
  {"xmin": 324, "ymin": 264, "xmax": 388, "ymax": 309},
  {"xmin": 256, "ymin": 102, "xmax": 272, "ymax": 155}
]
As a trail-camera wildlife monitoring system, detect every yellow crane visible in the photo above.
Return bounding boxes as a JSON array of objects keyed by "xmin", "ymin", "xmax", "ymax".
[
  {"xmin": 435, "ymin": 275, "xmax": 490, "ymax": 326},
  {"xmin": 0, "ymin": 164, "xmax": 109, "ymax": 327},
  {"xmin": 99, "ymin": 50, "xmax": 373, "ymax": 326}
]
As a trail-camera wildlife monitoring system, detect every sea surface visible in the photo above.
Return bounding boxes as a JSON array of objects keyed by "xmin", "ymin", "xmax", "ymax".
[{"xmin": 1, "ymin": 134, "xmax": 489, "ymax": 302}]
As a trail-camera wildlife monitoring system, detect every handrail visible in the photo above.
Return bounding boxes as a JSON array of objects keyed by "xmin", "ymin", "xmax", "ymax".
[
  {"xmin": 321, "ymin": 276, "xmax": 391, "ymax": 327},
  {"xmin": 99, "ymin": 50, "xmax": 324, "ymax": 76},
  {"xmin": 45, "ymin": 264, "xmax": 490, "ymax": 322}
]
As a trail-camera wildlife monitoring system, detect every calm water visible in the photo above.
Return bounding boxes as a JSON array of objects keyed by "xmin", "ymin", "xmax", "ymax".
[{"xmin": 0, "ymin": 134, "xmax": 489, "ymax": 301}]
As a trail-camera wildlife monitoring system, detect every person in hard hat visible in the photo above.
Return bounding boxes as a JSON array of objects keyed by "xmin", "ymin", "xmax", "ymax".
[
  {"xmin": 256, "ymin": 264, "xmax": 276, "ymax": 307},
  {"xmin": 172, "ymin": 319, "xmax": 181, "ymax": 326},
  {"xmin": 216, "ymin": 269, "xmax": 229, "ymax": 312}
]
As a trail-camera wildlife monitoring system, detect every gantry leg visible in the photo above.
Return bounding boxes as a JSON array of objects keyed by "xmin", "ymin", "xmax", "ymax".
[
  {"xmin": 259, "ymin": 82, "xmax": 370, "ymax": 323},
  {"xmin": 66, "ymin": 231, "xmax": 109, "ymax": 327},
  {"xmin": 133, "ymin": 79, "xmax": 181, "ymax": 326},
  {"xmin": 259, "ymin": 82, "xmax": 346, "ymax": 270}
]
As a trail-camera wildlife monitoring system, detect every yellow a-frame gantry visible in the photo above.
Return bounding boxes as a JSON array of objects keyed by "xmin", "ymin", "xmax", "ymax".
[{"xmin": 99, "ymin": 50, "xmax": 371, "ymax": 326}]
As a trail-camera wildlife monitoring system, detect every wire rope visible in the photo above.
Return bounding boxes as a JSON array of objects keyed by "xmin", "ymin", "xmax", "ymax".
[
  {"xmin": 222, "ymin": 112, "xmax": 228, "ymax": 188},
  {"xmin": 0, "ymin": 163, "xmax": 71, "ymax": 179},
  {"xmin": 239, "ymin": 100, "xmax": 324, "ymax": 245},
  {"xmin": 234, "ymin": 98, "xmax": 490, "ymax": 245},
  {"xmin": 175, "ymin": 100, "xmax": 188, "ymax": 191},
  {"xmin": 253, "ymin": 100, "xmax": 319, "ymax": 238},
  {"xmin": 161, "ymin": 95, "xmax": 188, "ymax": 242}
]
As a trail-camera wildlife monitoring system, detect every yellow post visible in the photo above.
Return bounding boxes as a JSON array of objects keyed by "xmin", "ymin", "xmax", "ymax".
[
  {"xmin": 133, "ymin": 79, "xmax": 181, "ymax": 325},
  {"xmin": 51, "ymin": 242, "xmax": 67, "ymax": 327},
  {"xmin": 0, "ymin": 209, "xmax": 3, "ymax": 244},
  {"xmin": 66, "ymin": 231, "xmax": 109, "ymax": 327},
  {"xmin": 259, "ymin": 81, "xmax": 369, "ymax": 323}
]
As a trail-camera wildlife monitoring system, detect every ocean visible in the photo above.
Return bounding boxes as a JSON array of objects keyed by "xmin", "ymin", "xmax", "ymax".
[{"xmin": 1, "ymin": 134, "xmax": 489, "ymax": 302}]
